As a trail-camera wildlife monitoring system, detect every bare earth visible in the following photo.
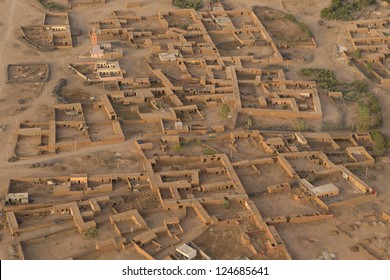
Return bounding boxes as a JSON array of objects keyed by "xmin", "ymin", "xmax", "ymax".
[{"xmin": 0, "ymin": 0, "xmax": 389, "ymax": 260}]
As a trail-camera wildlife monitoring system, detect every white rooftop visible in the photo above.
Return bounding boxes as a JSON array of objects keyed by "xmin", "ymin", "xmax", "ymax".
[
  {"xmin": 311, "ymin": 183, "xmax": 339, "ymax": 197},
  {"xmin": 176, "ymin": 244, "xmax": 197, "ymax": 259}
]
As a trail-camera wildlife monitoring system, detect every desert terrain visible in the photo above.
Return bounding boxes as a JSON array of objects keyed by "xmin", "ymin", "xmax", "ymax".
[{"xmin": 0, "ymin": 0, "xmax": 389, "ymax": 260}]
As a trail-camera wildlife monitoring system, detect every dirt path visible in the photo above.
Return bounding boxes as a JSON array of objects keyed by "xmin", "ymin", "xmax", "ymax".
[
  {"xmin": 4, "ymin": 138, "xmax": 134, "ymax": 168},
  {"xmin": 0, "ymin": 0, "xmax": 16, "ymax": 96}
]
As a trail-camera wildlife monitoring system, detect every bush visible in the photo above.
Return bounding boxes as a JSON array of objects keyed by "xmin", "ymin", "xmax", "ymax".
[
  {"xmin": 300, "ymin": 68, "xmax": 338, "ymax": 91},
  {"xmin": 223, "ymin": 198, "xmax": 230, "ymax": 209},
  {"xmin": 300, "ymin": 68, "xmax": 312, "ymax": 76},
  {"xmin": 353, "ymin": 49, "xmax": 362, "ymax": 59},
  {"xmin": 366, "ymin": 62, "xmax": 373, "ymax": 71},
  {"xmin": 306, "ymin": 174, "xmax": 316, "ymax": 184},
  {"xmin": 357, "ymin": 101, "xmax": 370, "ymax": 132},
  {"xmin": 285, "ymin": 14, "xmax": 297, "ymax": 23},
  {"xmin": 173, "ymin": 144, "xmax": 183, "ymax": 153},
  {"xmin": 321, "ymin": 123, "xmax": 352, "ymax": 131},
  {"xmin": 371, "ymin": 130, "xmax": 388, "ymax": 156},
  {"xmin": 203, "ymin": 147, "xmax": 216, "ymax": 155},
  {"xmin": 172, "ymin": 0, "xmax": 203, "ymax": 10},
  {"xmin": 300, "ymin": 68, "xmax": 382, "ymax": 131},
  {"xmin": 343, "ymin": 80, "xmax": 367, "ymax": 101},
  {"xmin": 320, "ymin": 0, "xmax": 376, "ymax": 21},
  {"xmin": 37, "ymin": 0, "xmax": 65, "ymax": 11},
  {"xmin": 350, "ymin": 79, "xmax": 367, "ymax": 93},
  {"xmin": 181, "ymin": 24, "xmax": 189, "ymax": 30},
  {"xmin": 220, "ymin": 104, "xmax": 231, "ymax": 119},
  {"xmin": 368, "ymin": 94, "xmax": 380, "ymax": 113},
  {"xmin": 85, "ymin": 228, "xmax": 98, "ymax": 238},
  {"xmin": 356, "ymin": 93, "xmax": 382, "ymax": 131},
  {"xmin": 297, "ymin": 119, "xmax": 308, "ymax": 131},
  {"xmin": 246, "ymin": 117, "xmax": 254, "ymax": 130}
]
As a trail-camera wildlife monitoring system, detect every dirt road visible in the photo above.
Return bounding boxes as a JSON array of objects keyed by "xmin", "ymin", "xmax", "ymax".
[{"xmin": 0, "ymin": 0, "xmax": 16, "ymax": 96}]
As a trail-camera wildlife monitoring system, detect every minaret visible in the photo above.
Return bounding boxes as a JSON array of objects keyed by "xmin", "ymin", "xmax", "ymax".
[{"xmin": 91, "ymin": 28, "xmax": 98, "ymax": 46}]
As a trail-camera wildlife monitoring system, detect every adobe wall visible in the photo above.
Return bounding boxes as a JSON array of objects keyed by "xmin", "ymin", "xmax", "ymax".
[
  {"xmin": 244, "ymin": 200, "xmax": 267, "ymax": 230},
  {"xmin": 240, "ymin": 106, "xmax": 321, "ymax": 119},
  {"xmin": 95, "ymin": 237, "xmax": 125, "ymax": 252},
  {"xmin": 13, "ymin": 217, "xmax": 74, "ymax": 235},
  {"xmin": 289, "ymin": 212, "xmax": 333, "ymax": 223},
  {"xmin": 18, "ymin": 128, "xmax": 42, "ymax": 137},
  {"xmin": 267, "ymin": 182, "xmax": 291, "ymax": 194},
  {"xmin": 312, "ymin": 195, "xmax": 330, "ymax": 211},
  {"xmin": 189, "ymin": 241, "xmax": 211, "ymax": 260},
  {"xmin": 192, "ymin": 201, "xmax": 214, "ymax": 225},
  {"xmin": 329, "ymin": 193, "xmax": 377, "ymax": 208},
  {"xmin": 277, "ymin": 156, "xmax": 296, "ymax": 178},
  {"xmin": 265, "ymin": 226, "xmax": 286, "ymax": 252},
  {"xmin": 20, "ymin": 27, "xmax": 56, "ymax": 51},
  {"xmin": 232, "ymin": 157, "xmax": 274, "ymax": 168},
  {"xmin": 338, "ymin": 165, "xmax": 371, "ymax": 193},
  {"xmin": 6, "ymin": 212, "xmax": 19, "ymax": 236},
  {"xmin": 85, "ymin": 183, "xmax": 112, "ymax": 194},
  {"xmin": 109, "ymin": 210, "xmax": 147, "ymax": 228},
  {"xmin": 264, "ymin": 216, "xmax": 288, "ymax": 225},
  {"xmin": 133, "ymin": 243, "xmax": 155, "ymax": 260}
]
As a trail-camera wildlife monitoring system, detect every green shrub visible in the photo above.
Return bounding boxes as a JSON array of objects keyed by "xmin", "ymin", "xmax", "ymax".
[
  {"xmin": 223, "ymin": 198, "xmax": 230, "ymax": 209},
  {"xmin": 321, "ymin": 123, "xmax": 352, "ymax": 131},
  {"xmin": 371, "ymin": 130, "xmax": 388, "ymax": 156},
  {"xmin": 203, "ymin": 147, "xmax": 216, "ymax": 155},
  {"xmin": 350, "ymin": 79, "xmax": 367, "ymax": 93},
  {"xmin": 300, "ymin": 68, "xmax": 382, "ymax": 131},
  {"xmin": 172, "ymin": 0, "xmax": 203, "ymax": 10},
  {"xmin": 353, "ymin": 49, "xmax": 362, "ymax": 59},
  {"xmin": 246, "ymin": 117, "xmax": 254, "ymax": 130},
  {"xmin": 37, "ymin": 0, "xmax": 65, "ymax": 11},
  {"xmin": 181, "ymin": 24, "xmax": 189, "ymax": 30},
  {"xmin": 357, "ymin": 101, "xmax": 370, "ymax": 132},
  {"xmin": 320, "ymin": 0, "xmax": 376, "ymax": 21},
  {"xmin": 220, "ymin": 104, "xmax": 231, "ymax": 119},
  {"xmin": 173, "ymin": 144, "xmax": 183, "ymax": 153},
  {"xmin": 368, "ymin": 94, "xmax": 380, "ymax": 113},
  {"xmin": 297, "ymin": 119, "xmax": 308, "ymax": 131},
  {"xmin": 366, "ymin": 62, "xmax": 373, "ymax": 71},
  {"xmin": 300, "ymin": 68, "xmax": 338, "ymax": 91},
  {"xmin": 285, "ymin": 14, "xmax": 297, "ymax": 23},
  {"xmin": 85, "ymin": 228, "xmax": 98, "ymax": 238},
  {"xmin": 355, "ymin": 93, "xmax": 382, "ymax": 131},
  {"xmin": 300, "ymin": 68, "xmax": 312, "ymax": 76}
]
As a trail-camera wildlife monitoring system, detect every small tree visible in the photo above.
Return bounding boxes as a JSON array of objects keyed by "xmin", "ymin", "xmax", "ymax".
[
  {"xmin": 223, "ymin": 198, "xmax": 230, "ymax": 209},
  {"xmin": 371, "ymin": 131, "xmax": 388, "ymax": 156},
  {"xmin": 357, "ymin": 102, "xmax": 370, "ymax": 132},
  {"xmin": 172, "ymin": 0, "xmax": 203, "ymax": 10},
  {"xmin": 173, "ymin": 144, "xmax": 183, "ymax": 153},
  {"xmin": 85, "ymin": 228, "xmax": 98, "ymax": 238},
  {"xmin": 298, "ymin": 119, "xmax": 307, "ymax": 131},
  {"xmin": 220, "ymin": 104, "xmax": 231, "ymax": 119},
  {"xmin": 366, "ymin": 62, "xmax": 373, "ymax": 72},
  {"xmin": 351, "ymin": 80, "xmax": 367, "ymax": 93},
  {"xmin": 203, "ymin": 147, "xmax": 216, "ymax": 155},
  {"xmin": 353, "ymin": 49, "xmax": 362, "ymax": 59},
  {"xmin": 246, "ymin": 117, "xmax": 254, "ymax": 130}
]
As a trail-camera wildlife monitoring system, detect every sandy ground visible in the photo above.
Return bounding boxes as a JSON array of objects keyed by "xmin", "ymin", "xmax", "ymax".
[{"xmin": 0, "ymin": 0, "xmax": 389, "ymax": 260}]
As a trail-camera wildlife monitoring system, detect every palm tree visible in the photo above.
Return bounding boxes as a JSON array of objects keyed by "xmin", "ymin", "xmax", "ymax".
[{"xmin": 246, "ymin": 117, "xmax": 253, "ymax": 131}]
